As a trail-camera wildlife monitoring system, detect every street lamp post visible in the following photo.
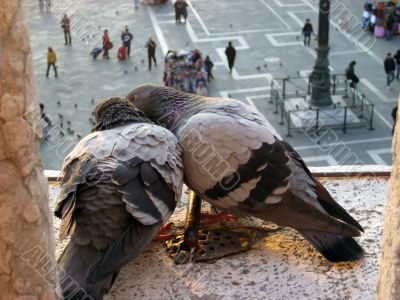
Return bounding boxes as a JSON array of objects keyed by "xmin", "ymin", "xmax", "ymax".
[{"xmin": 309, "ymin": 0, "xmax": 333, "ymax": 107}]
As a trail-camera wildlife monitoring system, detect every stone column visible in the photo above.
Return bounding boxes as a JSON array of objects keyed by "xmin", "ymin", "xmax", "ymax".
[
  {"xmin": 376, "ymin": 103, "xmax": 400, "ymax": 299},
  {"xmin": 0, "ymin": 1, "xmax": 58, "ymax": 299}
]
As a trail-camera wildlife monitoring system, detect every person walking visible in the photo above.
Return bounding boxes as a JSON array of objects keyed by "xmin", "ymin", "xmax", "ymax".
[
  {"xmin": 61, "ymin": 14, "xmax": 72, "ymax": 45},
  {"xmin": 181, "ymin": 0, "xmax": 188, "ymax": 23},
  {"xmin": 121, "ymin": 26, "xmax": 133, "ymax": 57},
  {"xmin": 302, "ymin": 19, "xmax": 314, "ymax": 47},
  {"xmin": 345, "ymin": 61, "xmax": 359, "ymax": 89},
  {"xmin": 384, "ymin": 52, "xmax": 396, "ymax": 89},
  {"xmin": 46, "ymin": 47, "xmax": 58, "ymax": 78},
  {"xmin": 145, "ymin": 37, "xmax": 157, "ymax": 70},
  {"xmin": 392, "ymin": 105, "xmax": 398, "ymax": 134},
  {"xmin": 386, "ymin": 13, "xmax": 395, "ymax": 40},
  {"xmin": 102, "ymin": 29, "xmax": 112, "ymax": 59},
  {"xmin": 225, "ymin": 41, "xmax": 236, "ymax": 74},
  {"xmin": 204, "ymin": 55, "xmax": 214, "ymax": 82},
  {"xmin": 174, "ymin": 0, "xmax": 182, "ymax": 23},
  {"xmin": 394, "ymin": 49, "xmax": 400, "ymax": 79}
]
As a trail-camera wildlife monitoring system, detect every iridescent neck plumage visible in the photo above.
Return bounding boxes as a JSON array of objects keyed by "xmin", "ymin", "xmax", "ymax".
[{"xmin": 150, "ymin": 87, "xmax": 200, "ymax": 131}]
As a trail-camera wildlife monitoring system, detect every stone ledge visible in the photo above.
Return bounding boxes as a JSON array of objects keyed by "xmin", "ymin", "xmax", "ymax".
[{"xmin": 49, "ymin": 165, "xmax": 389, "ymax": 299}]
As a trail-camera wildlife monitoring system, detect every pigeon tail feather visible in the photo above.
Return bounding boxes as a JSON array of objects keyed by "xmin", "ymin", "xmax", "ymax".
[
  {"xmin": 299, "ymin": 230, "xmax": 364, "ymax": 262},
  {"xmin": 58, "ymin": 238, "xmax": 116, "ymax": 300}
]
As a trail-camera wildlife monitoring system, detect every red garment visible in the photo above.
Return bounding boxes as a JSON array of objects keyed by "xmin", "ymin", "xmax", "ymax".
[
  {"xmin": 118, "ymin": 46, "xmax": 126, "ymax": 60},
  {"xmin": 102, "ymin": 33, "xmax": 110, "ymax": 47}
]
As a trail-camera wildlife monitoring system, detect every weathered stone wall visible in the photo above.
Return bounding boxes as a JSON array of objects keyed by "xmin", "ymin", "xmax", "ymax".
[
  {"xmin": 376, "ymin": 102, "xmax": 400, "ymax": 299},
  {"xmin": 0, "ymin": 1, "xmax": 58, "ymax": 299}
]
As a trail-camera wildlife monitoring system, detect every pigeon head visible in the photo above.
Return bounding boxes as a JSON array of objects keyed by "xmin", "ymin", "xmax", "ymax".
[
  {"xmin": 126, "ymin": 83, "xmax": 160, "ymax": 118},
  {"xmin": 92, "ymin": 97, "xmax": 151, "ymax": 132},
  {"xmin": 126, "ymin": 83, "xmax": 193, "ymax": 129}
]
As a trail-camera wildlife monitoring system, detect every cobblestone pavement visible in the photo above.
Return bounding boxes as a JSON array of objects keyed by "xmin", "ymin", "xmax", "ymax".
[{"xmin": 24, "ymin": 0, "xmax": 396, "ymax": 170}]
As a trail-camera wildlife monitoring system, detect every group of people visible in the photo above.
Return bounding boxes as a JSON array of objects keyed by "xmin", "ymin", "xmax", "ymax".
[
  {"xmin": 345, "ymin": 50, "xmax": 400, "ymax": 90},
  {"xmin": 163, "ymin": 49, "xmax": 209, "ymax": 95},
  {"xmin": 362, "ymin": 1, "xmax": 400, "ymax": 40},
  {"xmin": 173, "ymin": 0, "xmax": 188, "ymax": 24}
]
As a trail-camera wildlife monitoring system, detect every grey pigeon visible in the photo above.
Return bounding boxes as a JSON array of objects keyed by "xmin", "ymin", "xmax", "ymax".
[
  {"xmin": 55, "ymin": 98, "xmax": 183, "ymax": 299},
  {"xmin": 126, "ymin": 84, "xmax": 364, "ymax": 262}
]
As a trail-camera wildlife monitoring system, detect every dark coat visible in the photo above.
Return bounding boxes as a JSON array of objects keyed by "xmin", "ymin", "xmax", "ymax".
[
  {"xmin": 302, "ymin": 23, "xmax": 313, "ymax": 35},
  {"xmin": 225, "ymin": 46, "xmax": 236, "ymax": 61},
  {"xmin": 384, "ymin": 57, "xmax": 396, "ymax": 73}
]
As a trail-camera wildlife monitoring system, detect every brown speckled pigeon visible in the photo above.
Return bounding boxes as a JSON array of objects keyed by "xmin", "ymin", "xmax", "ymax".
[
  {"xmin": 126, "ymin": 84, "xmax": 364, "ymax": 263},
  {"xmin": 54, "ymin": 97, "xmax": 183, "ymax": 299}
]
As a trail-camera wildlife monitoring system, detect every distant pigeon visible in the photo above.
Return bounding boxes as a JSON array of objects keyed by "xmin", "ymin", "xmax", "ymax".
[
  {"xmin": 124, "ymin": 70, "xmax": 128, "ymax": 75},
  {"xmin": 229, "ymin": 24, "xmax": 233, "ymax": 28},
  {"xmin": 279, "ymin": 62, "xmax": 283, "ymax": 67},
  {"xmin": 126, "ymin": 84, "xmax": 365, "ymax": 263},
  {"xmin": 134, "ymin": 66, "xmax": 138, "ymax": 71},
  {"xmin": 76, "ymin": 134, "xmax": 82, "ymax": 139},
  {"xmin": 60, "ymin": 122, "xmax": 63, "ymax": 128},
  {"xmin": 264, "ymin": 64, "xmax": 267, "ymax": 68},
  {"xmin": 66, "ymin": 121, "xmax": 71, "ymax": 126},
  {"xmin": 58, "ymin": 113, "xmax": 64, "ymax": 119},
  {"xmin": 89, "ymin": 118, "xmax": 96, "ymax": 125},
  {"xmin": 67, "ymin": 128, "xmax": 74, "ymax": 135},
  {"xmin": 256, "ymin": 66, "xmax": 261, "ymax": 71},
  {"xmin": 60, "ymin": 131, "xmax": 65, "ymax": 137},
  {"xmin": 75, "ymin": 104, "xmax": 78, "ymax": 109},
  {"xmin": 91, "ymin": 98, "xmax": 95, "ymax": 104},
  {"xmin": 141, "ymin": 59, "xmax": 145, "ymax": 64},
  {"xmin": 57, "ymin": 101, "xmax": 61, "ymax": 106},
  {"xmin": 55, "ymin": 97, "xmax": 183, "ymax": 299},
  {"xmin": 296, "ymin": 36, "xmax": 300, "ymax": 40}
]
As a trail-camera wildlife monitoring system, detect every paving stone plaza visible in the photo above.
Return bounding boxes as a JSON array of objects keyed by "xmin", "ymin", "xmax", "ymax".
[{"xmin": 24, "ymin": 0, "xmax": 397, "ymax": 170}]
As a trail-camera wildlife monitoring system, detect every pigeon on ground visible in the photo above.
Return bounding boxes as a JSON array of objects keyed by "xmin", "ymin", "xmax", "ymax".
[
  {"xmin": 91, "ymin": 98, "xmax": 95, "ymax": 104},
  {"xmin": 256, "ymin": 66, "xmax": 261, "ymax": 71},
  {"xmin": 126, "ymin": 84, "xmax": 364, "ymax": 262},
  {"xmin": 57, "ymin": 100, "xmax": 61, "ymax": 106},
  {"xmin": 75, "ymin": 104, "xmax": 78, "ymax": 109},
  {"xmin": 66, "ymin": 120, "xmax": 71, "ymax": 126},
  {"xmin": 60, "ymin": 131, "xmax": 65, "ymax": 137},
  {"xmin": 58, "ymin": 113, "xmax": 64, "ymax": 119},
  {"xmin": 55, "ymin": 97, "xmax": 183, "ymax": 299}
]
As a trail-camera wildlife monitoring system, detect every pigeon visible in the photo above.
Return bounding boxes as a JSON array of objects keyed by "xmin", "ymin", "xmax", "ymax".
[
  {"xmin": 124, "ymin": 70, "xmax": 128, "ymax": 75},
  {"xmin": 126, "ymin": 84, "xmax": 364, "ymax": 262},
  {"xmin": 75, "ymin": 104, "xmax": 78, "ymax": 109},
  {"xmin": 91, "ymin": 98, "xmax": 95, "ymax": 104},
  {"xmin": 76, "ymin": 134, "xmax": 82, "ymax": 139},
  {"xmin": 58, "ymin": 113, "xmax": 64, "ymax": 119},
  {"xmin": 256, "ymin": 66, "xmax": 261, "ymax": 71},
  {"xmin": 54, "ymin": 97, "xmax": 183, "ymax": 299},
  {"xmin": 264, "ymin": 64, "xmax": 267, "ymax": 68},
  {"xmin": 60, "ymin": 122, "xmax": 63, "ymax": 128},
  {"xmin": 66, "ymin": 120, "xmax": 71, "ymax": 126},
  {"xmin": 134, "ymin": 66, "xmax": 138, "ymax": 71},
  {"xmin": 57, "ymin": 101, "xmax": 61, "ymax": 106},
  {"xmin": 67, "ymin": 128, "xmax": 74, "ymax": 135},
  {"xmin": 60, "ymin": 131, "xmax": 65, "ymax": 137},
  {"xmin": 89, "ymin": 117, "xmax": 96, "ymax": 125}
]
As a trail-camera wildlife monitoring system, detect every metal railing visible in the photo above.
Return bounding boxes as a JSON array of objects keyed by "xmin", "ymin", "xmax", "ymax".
[{"xmin": 270, "ymin": 74, "xmax": 375, "ymax": 136}]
